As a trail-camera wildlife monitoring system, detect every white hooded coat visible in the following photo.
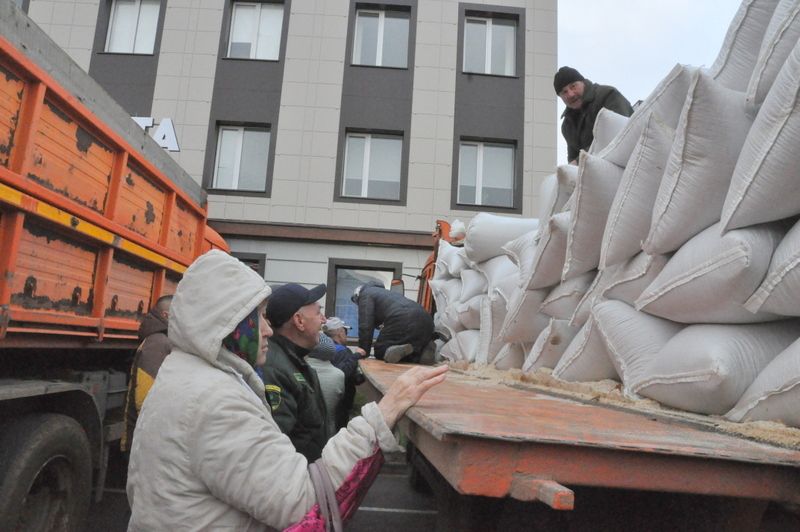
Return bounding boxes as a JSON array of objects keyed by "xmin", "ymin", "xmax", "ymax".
[{"xmin": 126, "ymin": 250, "xmax": 398, "ymax": 530}]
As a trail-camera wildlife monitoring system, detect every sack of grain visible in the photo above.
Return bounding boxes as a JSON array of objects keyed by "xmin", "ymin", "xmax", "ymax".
[
  {"xmin": 745, "ymin": 0, "xmax": 800, "ymax": 115},
  {"xmin": 633, "ymin": 320, "xmax": 800, "ymax": 415},
  {"xmin": 598, "ymin": 64, "xmax": 697, "ymax": 167},
  {"xmin": 569, "ymin": 265, "xmax": 620, "ymax": 327},
  {"xmin": 636, "ymin": 222, "xmax": 785, "ymax": 323},
  {"xmin": 429, "ymin": 278, "xmax": 462, "ymax": 312},
  {"xmin": 602, "ymin": 252, "xmax": 670, "ymax": 305},
  {"xmin": 644, "ymin": 70, "xmax": 753, "ymax": 255},
  {"xmin": 588, "ymin": 108, "xmax": 630, "ymax": 155},
  {"xmin": 440, "ymin": 330, "xmax": 481, "ymax": 363},
  {"xmin": 494, "ymin": 342, "xmax": 528, "ymax": 370},
  {"xmin": 455, "ymin": 294, "xmax": 484, "ymax": 330},
  {"xmin": 464, "ymin": 213, "xmax": 539, "ymax": 264},
  {"xmin": 434, "ymin": 240, "xmax": 464, "ymax": 280},
  {"xmin": 553, "ymin": 313, "xmax": 618, "ymax": 382},
  {"xmin": 722, "ymin": 39, "xmax": 800, "ymax": 231},
  {"xmin": 459, "ymin": 269, "xmax": 488, "ymax": 302},
  {"xmin": 563, "ymin": 152, "xmax": 625, "ymax": 280},
  {"xmin": 512, "ymin": 212, "xmax": 570, "ymax": 290},
  {"xmin": 498, "ymin": 288, "xmax": 550, "ymax": 343},
  {"xmin": 475, "ymin": 254, "xmax": 520, "ymax": 298},
  {"xmin": 538, "ymin": 165, "xmax": 577, "ymax": 220},
  {"xmin": 540, "ymin": 271, "xmax": 595, "ymax": 320},
  {"xmin": 592, "ymin": 300, "xmax": 684, "ymax": 396},
  {"xmin": 600, "ymin": 113, "xmax": 674, "ymax": 268},
  {"xmin": 746, "ymin": 217, "xmax": 800, "ymax": 316},
  {"xmin": 708, "ymin": 0, "xmax": 781, "ymax": 91},
  {"xmin": 523, "ymin": 318, "xmax": 580, "ymax": 372},
  {"xmin": 726, "ymin": 336, "xmax": 800, "ymax": 428},
  {"xmin": 476, "ymin": 289, "xmax": 509, "ymax": 365}
]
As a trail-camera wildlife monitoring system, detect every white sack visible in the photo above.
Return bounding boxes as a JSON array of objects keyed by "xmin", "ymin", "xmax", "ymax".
[
  {"xmin": 598, "ymin": 64, "xmax": 697, "ymax": 167},
  {"xmin": 726, "ymin": 336, "xmax": 800, "ymax": 427},
  {"xmin": 440, "ymin": 330, "xmax": 481, "ymax": 363},
  {"xmin": 475, "ymin": 254, "xmax": 519, "ymax": 299},
  {"xmin": 434, "ymin": 240, "xmax": 463, "ymax": 280},
  {"xmin": 523, "ymin": 319, "xmax": 580, "ymax": 372},
  {"xmin": 746, "ymin": 217, "xmax": 800, "ymax": 316},
  {"xmin": 439, "ymin": 304, "xmax": 466, "ymax": 336},
  {"xmin": 537, "ymin": 173, "xmax": 558, "ymax": 220},
  {"xmin": 537, "ymin": 166, "xmax": 577, "ymax": 220},
  {"xmin": 588, "ymin": 108, "xmax": 630, "ymax": 155},
  {"xmin": 722, "ymin": 39, "xmax": 800, "ymax": 231},
  {"xmin": 498, "ymin": 288, "xmax": 549, "ymax": 343},
  {"xmin": 633, "ymin": 320, "xmax": 800, "ymax": 415},
  {"xmin": 600, "ymin": 113, "xmax": 674, "ymax": 268},
  {"xmin": 644, "ymin": 70, "xmax": 753, "ymax": 255},
  {"xmin": 449, "ymin": 219, "xmax": 467, "ymax": 241},
  {"xmin": 494, "ymin": 342, "xmax": 528, "ymax": 370},
  {"xmin": 592, "ymin": 300, "xmax": 684, "ymax": 396},
  {"xmin": 429, "ymin": 278, "xmax": 462, "ymax": 313},
  {"xmin": 569, "ymin": 265, "xmax": 620, "ymax": 327},
  {"xmin": 553, "ymin": 313, "xmax": 618, "ymax": 382},
  {"xmin": 708, "ymin": 0, "xmax": 781, "ymax": 91},
  {"xmin": 745, "ymin": 0, "xmax": 800, "ymax": 115},
  {"xmin": 636, "ymin": 222, "xmax": 784, "ymax": 323},
  {"xmin": 563, "ymin": 152, "xmax": 625, "ymax": 280},
  {"xmin": 459, "ymin": 269, "xmax": 488, "ymax": 302},
  {"xmin": 602, "ymin": 252, "xmax": 670, "ymax": 306},
  {"xmin": 518, "ymin": 212, "xmax": 571, "ymax": 290},
  {"xmin": 456, "ymin": 294, "xmax": 484, "ymax": 331},
  {"xmin": 475, "ymin": 289, "xmax": 508, "ymax": 365},
  {"xmin": 464, "ymin": 213, "xmax": 539, "ymax": 264},
  {"xmin": 540, "ymin": 271, "xmax": 595, "ymax": 320}
]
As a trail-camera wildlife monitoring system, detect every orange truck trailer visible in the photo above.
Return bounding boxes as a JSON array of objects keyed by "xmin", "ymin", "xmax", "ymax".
[{"xmin": 0, "ymin": 5, "xmax": 226, "ymax": 529}]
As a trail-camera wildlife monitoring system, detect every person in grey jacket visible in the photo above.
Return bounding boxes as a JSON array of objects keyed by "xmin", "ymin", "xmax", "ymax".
[
  {"xmin": 353, "ymin": 282, "xmax": 435, "ymax": 364},
  {"xmin": 126, "ymin": 250, "xmax": 447, "ymax": 530},
  {"xmin": 555, "ymin": 66, "xmax": 634, "ymax": 163}
]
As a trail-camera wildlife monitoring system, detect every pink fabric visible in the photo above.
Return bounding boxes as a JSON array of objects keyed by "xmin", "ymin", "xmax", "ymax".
[{"xmin": 284, "ymin": 447, "xmax": 385, "ymax": 531}]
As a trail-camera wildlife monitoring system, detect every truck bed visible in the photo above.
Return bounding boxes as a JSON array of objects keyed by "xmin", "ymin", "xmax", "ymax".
[{"xmin": 359, "ymin": 359, "xmax": 800, "ymax": 506}]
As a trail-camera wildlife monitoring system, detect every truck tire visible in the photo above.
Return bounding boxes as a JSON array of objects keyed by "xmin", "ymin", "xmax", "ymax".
[{"xmin": 0, "ymin": 414, "xmax": 92, "ymax": 532}]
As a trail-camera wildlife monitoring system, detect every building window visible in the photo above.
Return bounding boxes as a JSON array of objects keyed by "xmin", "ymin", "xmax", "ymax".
[
  {"xmin": 212, "ymin": 126, "xmax": 270, "ymax": 192},
  {"xmin": 328, "ymin": 260, "xmax": 401, "ymax": 338},
  {"xmin": 228, "ymin": 2, "xmax": 284, "ymax": 60},
  {"xmin": 352, "ymin": 8, "xmax": 409, "ymax": 68},
  {"xmin": 232, "ymin": 252, "xmax": 266, "ymax": 277},
  {"xmin": 105, "ymin": 0, "xmax": 160, "ymax": 54},
  {"xmin": 463, "ymin": 16, "xmax": 516, "ymax": 76},
  {"xmin": 342, "ymin": 132, "xmax": 402, "ymax": 201},
  {"xmin": 458, "ymin": 141, "xmax": 515, "ymax": 208}
]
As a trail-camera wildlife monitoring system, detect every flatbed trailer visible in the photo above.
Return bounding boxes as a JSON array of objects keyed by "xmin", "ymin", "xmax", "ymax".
[{"xmin": 359, "ymin": 359, "xmax": 800, "ymax": 531}]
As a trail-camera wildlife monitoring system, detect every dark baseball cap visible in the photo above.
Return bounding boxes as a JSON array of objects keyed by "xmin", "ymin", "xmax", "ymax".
[{"xmin": 266, "ymin": 283, "xmax": 326, "ymax": 328}]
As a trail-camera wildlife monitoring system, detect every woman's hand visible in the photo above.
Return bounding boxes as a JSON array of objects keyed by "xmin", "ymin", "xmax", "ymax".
[{"xmin": 377, "ymin": 365, "xmax": 448, "ymax": 429}]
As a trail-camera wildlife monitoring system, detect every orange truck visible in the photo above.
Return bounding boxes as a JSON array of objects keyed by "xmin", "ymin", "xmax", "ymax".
[{"xmin": 0, "ymin": 5, "xmax": 225, "ymax": 529}]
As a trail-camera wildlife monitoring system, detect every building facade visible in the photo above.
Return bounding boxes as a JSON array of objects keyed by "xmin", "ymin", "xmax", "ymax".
[{"xmin": 21, "ymin": 0, "xmax": 557, "ymax": 330}]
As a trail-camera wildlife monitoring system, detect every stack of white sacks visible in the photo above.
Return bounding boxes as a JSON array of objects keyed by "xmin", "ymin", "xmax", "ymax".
[{"xmin": 432, "ymin": 0, "xmax": 800, "ymax": 430}]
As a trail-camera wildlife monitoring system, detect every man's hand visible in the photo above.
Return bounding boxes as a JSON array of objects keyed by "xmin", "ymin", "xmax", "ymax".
[
  {"xmin": 353, "ymin": 347, "xmax": 367, "ymax": 358},
  {"xmin": 377, "ymin": 365, "xmax": 448, "ymax": 429}
]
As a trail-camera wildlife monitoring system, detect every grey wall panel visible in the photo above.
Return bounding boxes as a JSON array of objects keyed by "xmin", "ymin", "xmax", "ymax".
[
  {"xmin": 452, "ymin": 2, "xmax": 525, "ymax": 214},
  {"xmin": 88, "ymin": 0, "xmax": 167, "ymax": 116},
  {"xmin": 334, "ymin": 0, "xmax": 417, "ymax": 206}
]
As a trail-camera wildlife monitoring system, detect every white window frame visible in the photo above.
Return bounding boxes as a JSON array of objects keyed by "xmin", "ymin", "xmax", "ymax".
[
  {"xmin": 352, "ymin": 8, "xmax": 408, "ymax": 68},
  {"xmin": 227, "ymin": 1, "xmax": 284, "ymax": 60},
  {"xmin": 463, "ymin": 16, "xmax": 516, "ymax": 76},
  {"xmin": 105, "ymin": 0, "xmax": 160, "ymax": 54},
  {"xmin": 342, "ymin": 132, "xmax": 402, "ymax": 200},
  {"xmin": 212, "ymin": 126, "xmax": 269, "ymax": 191},
  {"xmin": 457, "ymin": 141, "xmax": 515, "ymax": 207}
]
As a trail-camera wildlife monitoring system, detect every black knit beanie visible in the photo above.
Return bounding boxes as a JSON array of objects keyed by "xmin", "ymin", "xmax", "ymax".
[{"xmin": 553, "ymin": 66, "xmax": 585, "ymax": 94}]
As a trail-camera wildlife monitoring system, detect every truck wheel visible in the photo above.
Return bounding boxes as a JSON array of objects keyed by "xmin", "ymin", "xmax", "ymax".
[{"xmin": 0, "ymin": 414, "xmax": 92, "ymax": 532}]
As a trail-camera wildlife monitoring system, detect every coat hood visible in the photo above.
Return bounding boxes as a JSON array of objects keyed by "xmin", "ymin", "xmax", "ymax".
[{"xmin": 169, "ymin": 250, "xmax": 271, "ymax": 365}]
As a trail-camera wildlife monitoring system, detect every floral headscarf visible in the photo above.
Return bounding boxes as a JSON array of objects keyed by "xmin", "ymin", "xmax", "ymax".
[{"xmin": 222, "ymin": 307, "xmax": 261, "ymax": 368}]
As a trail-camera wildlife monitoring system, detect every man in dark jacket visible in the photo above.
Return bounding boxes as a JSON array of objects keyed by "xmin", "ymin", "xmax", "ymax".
[
  {"xmin": 322, "ymin": 317, "xmax": 366, "ymax": 429},
  {"xmin": 352, "ymin": 282, "xmax": 435, "ymax": 364},
  {"xmin": 261, "ymin": 283, "xmax": 330, "ymax": 461},
  {"xmin": 555, "ymin": 66, "xmax": 634, "ymax": 163},
  {"xmin": 121, "ymin": 295, "xmax": 173, "ymax": 452}
]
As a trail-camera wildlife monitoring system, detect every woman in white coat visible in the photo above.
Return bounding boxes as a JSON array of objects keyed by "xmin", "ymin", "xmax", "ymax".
[{"xmin": 126, "ymin": 250, "xmax": 447, "ymax": 530}]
